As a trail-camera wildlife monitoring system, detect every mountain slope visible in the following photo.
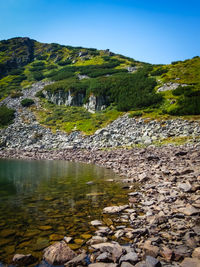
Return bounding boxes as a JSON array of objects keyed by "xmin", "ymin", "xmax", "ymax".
[{"xmin": 0, "ymin": 37, "xmax": 200, "ymax": 133}]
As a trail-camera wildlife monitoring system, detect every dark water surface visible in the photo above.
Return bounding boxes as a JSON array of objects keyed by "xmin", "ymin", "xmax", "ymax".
[{"xmin": 0, "ymin": 159, "xmax": 128, "ymax": 265}]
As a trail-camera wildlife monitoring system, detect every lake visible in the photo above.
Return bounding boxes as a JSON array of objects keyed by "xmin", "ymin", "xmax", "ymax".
[{"xmin": 0, "ymin": 159, "xmax": 128, "ymax": 265}]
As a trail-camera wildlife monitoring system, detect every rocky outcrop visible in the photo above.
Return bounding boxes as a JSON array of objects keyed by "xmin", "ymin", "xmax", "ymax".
[
  {"xmin": 84, "ymin": 94, "xmax": 107, "ymax": 113},
  {"xmin": 157, "ymin": 82, "xmax": 187, "ymax": 92},
  {"xmin": 44, "ymin": 90, "xmax": 85, "ymax": 106},
  {"xmin": 44, "ymin": 89, "xmax": 107, "ymax": 112}
]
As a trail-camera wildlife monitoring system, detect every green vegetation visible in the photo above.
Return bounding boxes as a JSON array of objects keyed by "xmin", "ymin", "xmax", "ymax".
[
  {"xmin": 0, "ymin": 37, "xmax": 200, "ymax": 134},
  {"xmin": 21, "ymin": 98, "xmax": 35, "ymax": 107},
  {"xmin": 10, "ymin": 91, "xmax": 23, "ymax": 98},
  {"xmin": 34, "ymin": 101, "xmax": 122, "ymax": 134},
  {"xmin": 44, "ymin": 69, "xmax": 163, "ymax": 112},
  {"xmin": 0, "ymin": 105, "xmax": 15, "ymax": 127}
]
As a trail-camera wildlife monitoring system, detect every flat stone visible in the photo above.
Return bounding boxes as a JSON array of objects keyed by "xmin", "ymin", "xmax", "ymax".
[
  {"xmin": 91, "ymin": 220, "xmax": 103, "ymax": 226},
  {"xmin": 43, "ymin": 241, "xmax": 77, "ymax": 265},
  {"xmin": 87, "ymin": 236, "xmax": 108, "ymax": 246},
  {"xmin": 145, "ymin": 256, "xmax": 161, "ymax": 267},
  {"xmin": 181, "ymin": 257, "xmax": 200, "ymax": 267},
  {"xmin": 121, "ymin": 262, "xmax": 135, "ymax": 267},
  {"xmin": 179, "ymin": 204, "xmax": 200, "ymax": 216},
  {"xmin": 64, "ymin": 252, "xmax": 87, "ymax": 267},
  {"xmin": 49, "ymin": 233, "xmax": 64, "ymax": 241},
  {"xmin": 96, "ymin": 252, "xmax": 111, "ymax": 262},
  {"xmin": 74, "ymin": 239, "xmax": 84, "ymax": 245},
  {"xmin": 38, "ymin": 225, "xmax": 53, "ymax": 231},
  {"xmin": 81, "ymin": 234, "xmax": 92, "ymax": 240},
  {"xmin": 143, "ymin": 241, "xmax": 159, "ymax": 257},
  {"xmin": 103, "ymin": 205, "xmax": 129, "ymax": 214},
  {"xmin": 192, "ymin": 247, "xmax": 200, "ymax": 259},
  {"xmin": 178, "ymin": 182, "xmax": 192, "ymax": 192},
  {"xmin": 91, "ymin": 242, "xmax": 115, "ymax": 250},
  {"xmin": 119, "ymin": 252, "xmax": 138, "ymax": 264},
  {"xmin": 0, "ymin": 229, "xmax": 15, "ymax": 237}
]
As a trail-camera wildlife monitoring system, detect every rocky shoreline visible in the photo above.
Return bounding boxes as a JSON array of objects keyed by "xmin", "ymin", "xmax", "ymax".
[
  {"xmin": 1, "ymin": 144, "xmax": 200, "ymax": 267},
  {"xmin": 0, "ymin": 82, "xmax": 200, "ymax": 266}
]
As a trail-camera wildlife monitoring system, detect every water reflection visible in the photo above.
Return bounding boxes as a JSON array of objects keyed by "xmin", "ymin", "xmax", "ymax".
[{"xmin": 0, "ymin": 159, "xmax": 128, "ymax": 265}]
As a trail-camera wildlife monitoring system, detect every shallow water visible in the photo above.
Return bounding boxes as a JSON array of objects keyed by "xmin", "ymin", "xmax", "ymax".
[{"xmin": 0, "ymin": 159, "xmax": 129, "ymax": 265}]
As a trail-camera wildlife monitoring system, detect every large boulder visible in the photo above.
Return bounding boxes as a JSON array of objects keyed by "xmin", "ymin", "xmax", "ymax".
[{"xmin": 43, "ymin": 240, "xmax": 77, "ymax": 265}]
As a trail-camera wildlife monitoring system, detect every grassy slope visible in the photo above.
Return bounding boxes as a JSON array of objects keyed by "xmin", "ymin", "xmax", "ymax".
[
  {"xmin": 129, "ymin": 56, "xmax": 200, "ymax": 120},
  {"xmin": 0, "ymin": 37, "xmax": 200, "ymax": 134}
]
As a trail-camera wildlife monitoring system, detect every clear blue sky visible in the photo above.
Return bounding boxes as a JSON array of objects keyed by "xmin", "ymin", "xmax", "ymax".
[{"xmin": 0, "ymin": 0, "xmax": 200, "ymax": 64}]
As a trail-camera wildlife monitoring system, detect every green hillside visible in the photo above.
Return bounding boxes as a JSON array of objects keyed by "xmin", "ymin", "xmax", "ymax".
[{"xmin": 0, "ymin": 37, "xmax": 200, "ymax": 133}]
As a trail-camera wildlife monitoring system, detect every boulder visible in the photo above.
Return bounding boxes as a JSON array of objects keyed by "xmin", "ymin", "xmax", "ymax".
[
  {"xmin": 43, "ymin": 240, "xmax": 77, "ymax": 265},
  {"xmin": 119, "ymin": 251, "xmax": 138, "ymax": 264},
  {"xmin": 181, "ymin": 257, "xmax": 200, "ymax": 267},
  {"xmin": 143, "ymin": 241, "xmax": 159, "ymax": 257},
  {"xmin": 145, "ymin": 256, "xmax": 161, "ymax": 267},
  {"xmin": 192, "ymin": 247, "xmax": 200, "ymax": 259}
]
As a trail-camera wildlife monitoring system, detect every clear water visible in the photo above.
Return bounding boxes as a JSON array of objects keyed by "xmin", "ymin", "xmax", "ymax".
[{"xmin": 0, "ymin": 159, "xmax": 129, "ymax": 265}]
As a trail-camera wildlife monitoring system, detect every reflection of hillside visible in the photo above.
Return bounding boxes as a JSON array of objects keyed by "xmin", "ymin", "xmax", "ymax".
[
  {"xmin": 0, "ymin": 159, "xmax": 120, "ymax": 201},
  {"xmin": 0, "ymin": 178, "xmax": 16, "ymax": 196}
]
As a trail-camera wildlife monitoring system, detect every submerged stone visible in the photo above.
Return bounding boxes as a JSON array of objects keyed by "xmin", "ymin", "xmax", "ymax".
[
  {"xmin": 38, "ymin": 225, "xmax": 53, "ymax": 231},
  {"xmin": 13, "ymin": 254, "xmax": 37, "ymax": 266},
  {"xmin": 50, "ymin": 234, "xmax": 64, "ymax": 241},
  {"xmin": 0, "ymin": 229, "xmax": 15, "ymax": 238}
]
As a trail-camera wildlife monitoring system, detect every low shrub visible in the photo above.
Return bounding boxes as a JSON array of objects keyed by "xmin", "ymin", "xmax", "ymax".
[
  {"xmin": 10, "ymin": 91, "xmax": 23, "ymax": 98},
  {"xmin": 0, "ymin": 105, "xmax": 15, "ymax": 127},
  {"xmin": 57, "ymin": 59, "xmax": 72, "ymax": 66},
  {"xmin": 129, "ymin": 111, "xmax": 143, "ymax": 118},
  {"xmin": 35, "ymin": 90, "xmax": 45, "ymax": 98},
  {"xmin": 21, "ymin": 98, "xmax": 35, "ymax": 107},
  {"xmin": 32, "ymin": 72, "xmax": 44, "ymax": 81},
  {"xmin": 151, "ymin": 68, "xmax": 168, "ymax": 76}
]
